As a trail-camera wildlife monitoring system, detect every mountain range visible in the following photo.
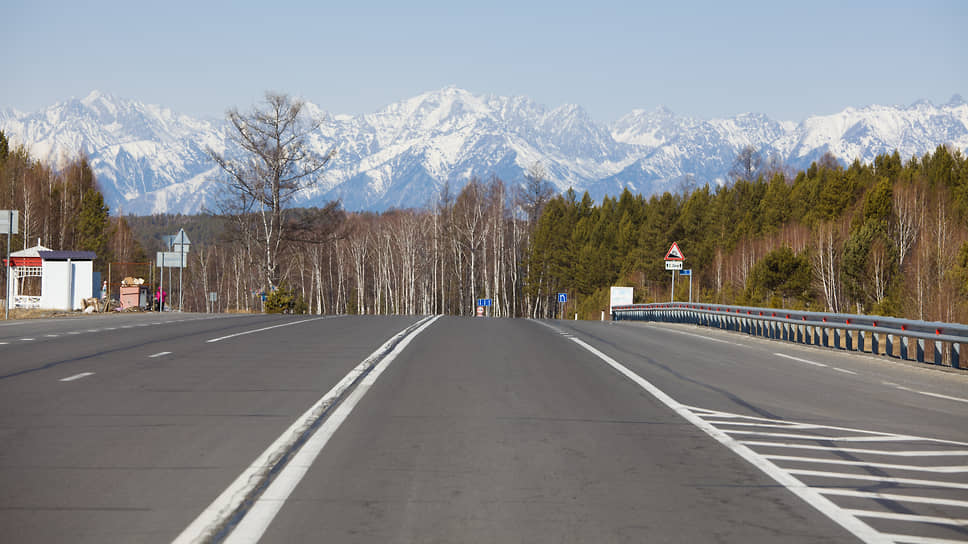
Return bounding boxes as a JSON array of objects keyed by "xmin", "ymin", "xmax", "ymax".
[{"xmin": 2, "ymin": 87, "xmax": 966, "ymax": 215}]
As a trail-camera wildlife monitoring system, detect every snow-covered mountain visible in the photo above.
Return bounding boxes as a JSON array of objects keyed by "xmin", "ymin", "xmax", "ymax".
[{"xmin": 2, "ymin": 88, "xmax": 966, "ymax": 215}]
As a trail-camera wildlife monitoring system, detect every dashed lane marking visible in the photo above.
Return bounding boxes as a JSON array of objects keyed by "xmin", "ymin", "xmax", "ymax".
[
  {"xmin": 59, "ymin": 372, "xmax": 95, "ymax": 382},
  {"xmin": 775, "ymin": 352, "xmax": 828, "ymax": 367},
  {"xmin": 149, "ymin": 351, "xmax": 172, "ymax": 358}
]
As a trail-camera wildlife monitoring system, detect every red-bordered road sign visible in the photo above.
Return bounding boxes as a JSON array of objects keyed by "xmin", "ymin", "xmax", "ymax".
[{"xmin": 665, "ymin": 242, "xmax": 685, "ymax": 261}]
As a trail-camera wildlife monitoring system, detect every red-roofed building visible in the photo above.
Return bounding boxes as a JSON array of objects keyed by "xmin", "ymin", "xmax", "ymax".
[{"xmin": 4, "ymin": 245, "xmax": 96, "ymax": 310}]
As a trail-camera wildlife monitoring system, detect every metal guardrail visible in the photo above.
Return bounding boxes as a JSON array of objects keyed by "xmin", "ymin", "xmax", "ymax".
[{"xmin": 612, "ymin": 303, "xmax": 965, "ymax": 369}]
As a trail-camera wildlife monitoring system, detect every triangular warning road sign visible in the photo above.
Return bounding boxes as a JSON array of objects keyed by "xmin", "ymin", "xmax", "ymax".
[{"xmin": 665, "ymin": 242, "xmax": 685, "ymax": 261}]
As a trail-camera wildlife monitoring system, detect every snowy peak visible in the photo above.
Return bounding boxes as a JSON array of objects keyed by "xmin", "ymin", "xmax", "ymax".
[{"xmin": 2, "ymin": 87, "xmax": 967, "ymax": 215}]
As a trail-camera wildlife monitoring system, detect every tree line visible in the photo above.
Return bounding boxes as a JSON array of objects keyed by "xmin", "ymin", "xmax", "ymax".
[
  {"xmin": 526, "ymin": 145, "xmax": 968, "ymax": 323},
  {"xmin": 4, "ymin": 115, "xmax": 968, "ymax": 323},
  {"xmin": 0, "ymin": 130, "xmax": 145, "ymax": 297}
]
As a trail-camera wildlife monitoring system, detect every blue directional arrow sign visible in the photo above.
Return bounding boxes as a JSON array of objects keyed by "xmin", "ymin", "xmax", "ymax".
[{"xmin": 680, "ymin": 269, "xmax": 691, "ymax": 276}]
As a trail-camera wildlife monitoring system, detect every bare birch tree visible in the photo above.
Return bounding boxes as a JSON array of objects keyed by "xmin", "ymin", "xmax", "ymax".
[{"xmin": 208, "ymin": 92, "xmax": 335, "ymax": 291}]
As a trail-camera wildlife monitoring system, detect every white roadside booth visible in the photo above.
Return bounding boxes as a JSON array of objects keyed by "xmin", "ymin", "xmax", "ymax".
[{"xmin": 5, "ymin": 245, "xmax": 96, "ymax": 311}]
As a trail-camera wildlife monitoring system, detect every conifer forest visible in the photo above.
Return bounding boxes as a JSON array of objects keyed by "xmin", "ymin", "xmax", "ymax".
[{"xmin": 2, "ymin": 128, "xmax": 968, "ymax": 324}]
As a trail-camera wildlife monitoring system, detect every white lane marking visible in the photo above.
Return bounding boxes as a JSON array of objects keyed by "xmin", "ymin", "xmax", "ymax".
[
  {"xmin": 820, "ymin": 489, "xmax": 968, "ymax": 509},
  {"xmin": 45, "ymin": 334, "xmax": 59, "ymax": 338},
  {"xmin": 883, "ymin": 534, "xmax": 968, "ymax": 544},
  {"xmin": 775, "ymin": 352, "xmax": 827, "ymax": 367},
  {"xmin": 206, "ymin": 316, "xmax": 332, "ymax": 343},
  {"xmin": 67, "ymin": 331, "xmax": 80, "ymax": 335},
  {"xmin": 722, "ymin": 430, "xmax": 921, "ymax": 442},
  {"xmin": 834, "ymin": 368, "xmax": 858, "ymax": 375},
  {"xmin": 846, "ymin": 510, "xmax": 968, "ymax": 526},
  {"xmin": 891, "ymin": 384, "xmax": 968, "ymax": 405},
  {"xmin": 149, "ymin": 351, "xmax": 172, "ymax": 358},
  {"xmin": 763, "ymin": 455, "xmax": 968, "ymax": 473},
  {"xmin": 60, "ymin": 372, "xmax": 95, "ymax": 382},
  {"xmin": 562, "ymin": 334, "xmax": 884, "ymax": 543},
  {"xmin": 690, "ymin": 405, "xmax": 968, "ymax": 446},
  {"xmin": 740, "ymin": 441, "xmax": 968, "ymax": 457},
  {"xmin": 786, "ymin": 469, "xmax": 968, "ymax": 490},
  {"xmin": 20, "ymin": 338, "xmax": 35, "ymax": 341},
  {"xmin": 175, "ymin": 316, "xmax": 440, "ymax": 544},
  {"xmin": 0, "ymin": 341, "xmax": 8, "ymax": 345},
  {"xmin": 704, "ymin": 421, "xmax": 825, "ymax": 430},
  {"xmin": 225, "ymin": 315, "xmax": 441, "ymax": 544},
  {"xmin": 104, "ymin": 327, "xmax": 117, "ymax": 331}
]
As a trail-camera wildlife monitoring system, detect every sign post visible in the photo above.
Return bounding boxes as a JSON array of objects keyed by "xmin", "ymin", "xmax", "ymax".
[
  {"xmin": 664, "ymin": 242, "xmax": 685, "ymax": 302},
  {"xmin": 156, "ymin": 251, "xmax": 187, "ymax": 311},
  {"xmin": 171, "ymin": 229, "xmax": 191, "ymax": 312},
  {"xmin": 557, "ymin": 292, "xmax": 567, "ymax": 320},
  {"xmin": 681, "ymin": 269, "xmax": 693, "ymax": 302},
  {"xmin": 2, "ymin": 210, "xmax": 19, "ymax": 320}
]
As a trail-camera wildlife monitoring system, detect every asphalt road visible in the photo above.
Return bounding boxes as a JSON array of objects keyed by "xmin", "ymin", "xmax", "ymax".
[{"xmin": 0, "ymin": 314, "xmax": 965, "ymax": 543}]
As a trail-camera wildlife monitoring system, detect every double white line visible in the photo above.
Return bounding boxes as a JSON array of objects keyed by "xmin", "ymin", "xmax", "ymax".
[{"xmin": 174, "ymin": 315, "xmax": 440, "ymax": 544}]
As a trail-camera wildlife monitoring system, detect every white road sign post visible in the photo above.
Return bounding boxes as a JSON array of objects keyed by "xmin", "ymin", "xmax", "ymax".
[
  {"xmin": 664, "ymin": 242, "xmax": 685, "ymax": 302},
  {"xmin": 2, "ymin": 210, "xmax": 18, "ymax": 320},
  {"xmin": 171, "ymin": 229, "xmax": 191, "ymax": 312}
]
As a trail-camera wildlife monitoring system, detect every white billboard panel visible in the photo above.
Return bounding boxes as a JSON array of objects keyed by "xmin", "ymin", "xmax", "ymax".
[{"xmin": 609, "ymin": 286, "xmax": 633, "ymax": 309}]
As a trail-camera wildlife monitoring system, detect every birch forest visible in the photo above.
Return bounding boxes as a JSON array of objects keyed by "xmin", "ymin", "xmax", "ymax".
[{"xmin": 3, "ymin": 127, "xmax": 968, "ymax": 324}]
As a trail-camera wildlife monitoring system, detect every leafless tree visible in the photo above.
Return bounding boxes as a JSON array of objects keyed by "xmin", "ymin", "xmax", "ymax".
[{"xmin": 207, "ymin": 92, "xmax": 335, "ymax": 290}]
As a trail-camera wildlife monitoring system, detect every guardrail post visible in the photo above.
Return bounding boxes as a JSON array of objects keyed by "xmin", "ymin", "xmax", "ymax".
[
  {"xmin": 833, "ymin": 328, "xmax": 842, "ymax": 349},
  {"xmin": 916, "ymin": 338, "xmax": 925, "ymax": 363},
  {"xmin": 871, "ymin": 332, "xmax": 880, "ymax": 355},
  {"xmin": 858, "ymin": 330, "xmax": 867, "ymax": 353},
  {"xmin": 900, "ymin": 336, "xmax": 909, "ymax": 360},
  {"xmin": 845, "ymin": 329, "xmax": 854, "ymax": 351},
  {"xmin": 952, "ymin": 343, "xmax": 962, "ymax": 369},
  {"xmin": 886, "ymin": 334, "xmax": 895, "ymax": 358},
  {"xmin": 934, "ymin": 340, "xmax": 943, "ymax": 365},
  {"xmin": 820, "ymin": 327, "xmax": 828, "ymax": 347}
]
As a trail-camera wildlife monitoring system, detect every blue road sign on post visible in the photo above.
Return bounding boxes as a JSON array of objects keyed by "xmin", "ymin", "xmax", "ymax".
[
  {"xmin": 557, "ymin": 293, "xmax": 567, "ymax": 303},
  {"xmin": 680, "ymin": 269, "xmax": 691, "ymax": 276},
  {"xmin": 477, "ymin": 298, "xmax": 492, "ymax": 307}
]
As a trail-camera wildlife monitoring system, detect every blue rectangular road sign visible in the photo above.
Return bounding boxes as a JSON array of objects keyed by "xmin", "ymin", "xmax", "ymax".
[
  {"xmin": 557, "ymin": 293, "xmax": 567, "ymax": 303},
  {"xmin": 477, "ymin": 298, "xmax": 492, "ymax": 307},
  {"xmin": 680, "ymin": 269, "xmax": 691, "ymax": 276}
]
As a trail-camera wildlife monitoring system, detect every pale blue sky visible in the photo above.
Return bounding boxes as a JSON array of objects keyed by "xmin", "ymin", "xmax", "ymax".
[{"xmin": 4, "ymin": 0, "xmax": 966, "ymax": 122}]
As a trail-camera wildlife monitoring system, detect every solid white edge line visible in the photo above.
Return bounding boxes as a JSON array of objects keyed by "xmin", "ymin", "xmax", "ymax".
[
  {"xmin": 60, "ymin": 372, "xmax": 95, "ymax": 382},
  {"xmin": 567, "ymin": 336, "xmax": 886, "ymax": 543},
  {"xmin": 149, "ymin": 352, "xmax": 172, "ymax": 358},
  {"xmin": 206, "ymin": 317, "xmax": 332, "ymax": 343},
  {"xmin": 173, "ymin": 315, "xmax": 438, "ymax": 544},
  {"xmin": 224, "ymin": 315, "xmax": 441, "ymax": 544}
]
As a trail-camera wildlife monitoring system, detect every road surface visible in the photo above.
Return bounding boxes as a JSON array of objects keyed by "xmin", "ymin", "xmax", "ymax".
[{"xmin": 0, "ymin": 313, "xmax": 965, "ymax": 543}]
